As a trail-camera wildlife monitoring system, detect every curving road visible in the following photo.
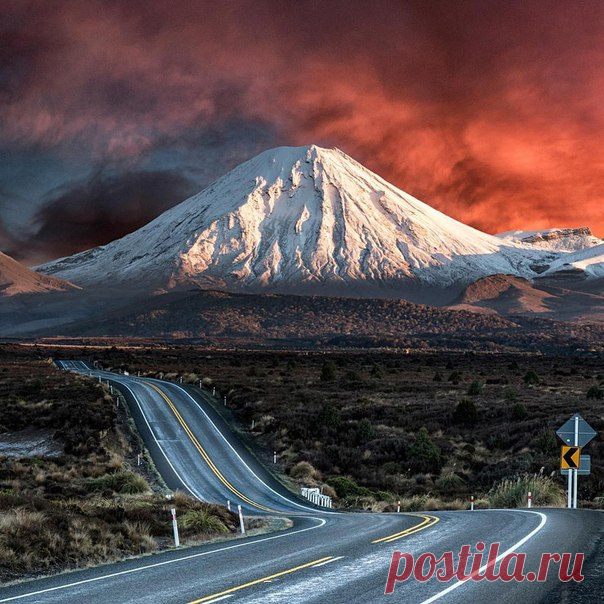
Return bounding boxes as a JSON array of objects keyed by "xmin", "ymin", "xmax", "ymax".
[{"xmin": 0, "ymin": 361, "xmax": 601, "ymax": 603}]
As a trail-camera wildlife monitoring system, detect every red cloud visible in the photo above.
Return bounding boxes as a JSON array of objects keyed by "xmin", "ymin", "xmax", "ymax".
[{"xmin": 2, "ymin": 0, "xmax": 604, "ymax": 238}]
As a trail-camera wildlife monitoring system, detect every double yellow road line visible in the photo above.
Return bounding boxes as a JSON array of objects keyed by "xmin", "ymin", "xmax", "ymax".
[
  {"xmin": 372, "ymin": 513, "xmax": 440, "ymax": 543},
  {"xmin": 188, "ymin": 514, "xmax": 440, "ymax": 602},
  {"xmin": 145, "ymin": 381, "xmax": 442, "ymax": 602},
  {"xmin": 145, "ymin": 381, "xmax": 278, "ymax": 514},
  {"xmin": 188, "ymin": 556, "xmax": 341, "ymax": 603}
]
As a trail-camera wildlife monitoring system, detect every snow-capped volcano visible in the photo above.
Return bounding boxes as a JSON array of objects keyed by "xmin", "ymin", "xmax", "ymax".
[{"xmin": 36, "ymin": 145, "xmax": 568, "ymax": 296}]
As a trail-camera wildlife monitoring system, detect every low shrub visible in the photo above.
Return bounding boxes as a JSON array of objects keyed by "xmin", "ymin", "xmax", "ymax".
[
  {"xmin": 488, "ymin": 474, "xmax": 564, "ymax": 508},
  {"xmin": 180, "ymin": 509, "xmax": 229, "ymax": 534},
  {"xmin": 327, "ymin": 475, "xmax": 370, "ymax": 498},
  {"xmin": 81, "ymin": 471, "xmax": 149, "ymax": 494},
  {"xmin": 289, "ymin": 461, "xmax": 322, "ymax": 481}
]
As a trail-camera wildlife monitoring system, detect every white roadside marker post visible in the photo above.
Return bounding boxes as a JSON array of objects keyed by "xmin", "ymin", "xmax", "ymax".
[
  {"xmin": 528, "ymin": 491, "xmax": 532, "ymax": 508},
  {"xmin": 397, "ymin": 500, "xmax": 401, "ymax": 513},
  {"xmin": 212, "ymin": 387, "xmax": 216, "ymax": 396},
  {"xmin": 171, "ymin": 508, "xmax": 180, "ymax": 547},
  {"xmin": 224, "ymin": 396, "xmax": 227, "ymax": 406},
  {"xmin": 238, "ymin": 505, "xmax": 245, "ymax": 534},
  {"xmin": 227, "ymin": 500, "xmax": 231, "ymax": 512},
  {"xmin": 573, "ymin": 415, "xmax": 579, "ymax": 509},
  {"xmin": 273, "ymin": 451, "xmax": 277, "ymax": 464},
  {"xmin": 137, "ymin": 453, "xmax": 141, "ymax": 467},
  {"xmin": 470, "ymin": 495, "xmax": 474, "ymax": 511}
]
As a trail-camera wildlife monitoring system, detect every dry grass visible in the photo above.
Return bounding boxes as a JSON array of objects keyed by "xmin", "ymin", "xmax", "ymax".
[
  {"xmin": 0, "ymin": 350, "xmax": 240, "ymax": 582},
  {"xmin": 488, "ymin": 473, "xmax": 565, "ymax": 508}
]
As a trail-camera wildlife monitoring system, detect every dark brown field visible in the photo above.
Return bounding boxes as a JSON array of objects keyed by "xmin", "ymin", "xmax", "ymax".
[{"xmin": 38, "ymin": 344, "xmax": 604, "ymax": 509}]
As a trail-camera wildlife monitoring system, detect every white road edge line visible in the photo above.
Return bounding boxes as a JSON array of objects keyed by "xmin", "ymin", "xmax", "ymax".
[
  {"xmin": 0, "ymin": 518, "xmax": 327, "ymax": 602},
  {"xmin": 82, "ymin": 369, "xmax": 330, "ymax": 515},
  {"xmin": 112, "ymin": 380, "xmax": 204, "ymax": 501},
  {"xmin": 419, "ymin": 510, "xmax": 548, "ymax": 604},
  {"xmin": 312, "ymin": 556, "xmax": 345, "ymax": 568},
  {"xmin": 165, "ymin": 379, "xmax": 337, "ymax": 515}
]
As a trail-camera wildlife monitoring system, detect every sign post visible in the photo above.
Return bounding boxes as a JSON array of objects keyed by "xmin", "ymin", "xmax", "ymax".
[
  {"xmin": 556, "ymin": 413, "xmax": 597, "ymax": 509},
  {"xmin": 573, "ymin": 416, "xmax": 579, "ymax": 510}
]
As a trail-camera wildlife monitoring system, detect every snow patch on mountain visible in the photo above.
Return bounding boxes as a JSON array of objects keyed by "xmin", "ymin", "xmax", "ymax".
[
  {"xmin": 496, "ymin": 227, "xmax": 601, "ymax": 252},
  {"xmin": 541, "ymin": 243, "xmax": 604, "ymax": 279}
]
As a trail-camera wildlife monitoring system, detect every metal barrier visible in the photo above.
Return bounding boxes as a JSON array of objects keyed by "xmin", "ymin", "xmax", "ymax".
[{"xmin": 301, "ymin": 487, "xmax": 332, "ymax": 508}]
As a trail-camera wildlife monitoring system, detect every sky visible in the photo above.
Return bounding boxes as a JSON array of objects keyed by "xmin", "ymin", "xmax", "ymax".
[{"xmin": 2, "ymin": 0, "xmax": 604, "ymax": 265}]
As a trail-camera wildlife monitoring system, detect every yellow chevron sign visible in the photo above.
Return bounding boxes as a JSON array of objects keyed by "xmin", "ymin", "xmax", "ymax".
[{"xmin": 561, "ymin": 446, "xmax": 581, "ymax": 470}]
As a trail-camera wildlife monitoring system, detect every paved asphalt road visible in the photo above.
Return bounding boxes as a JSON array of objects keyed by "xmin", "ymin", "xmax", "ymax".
[{"xmin": 0, "ymin": 361, "xmax": 601, "ymax": 603}]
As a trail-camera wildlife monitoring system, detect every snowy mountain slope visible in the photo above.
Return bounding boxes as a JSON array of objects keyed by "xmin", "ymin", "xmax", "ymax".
[
  {"xmin": 496, "ymin": 227, "xmax": 602, "ymax": 252},
  {"xmin": 0, "ymin": 252, "xmax": 76, "ymax": 296},
  {"xmin": 37, "ymin": 145, "xmax": 563, "ymax": 295},
  {"xmin": 540, "ymin": 243, "xmax": 604, "ymax": 279}
]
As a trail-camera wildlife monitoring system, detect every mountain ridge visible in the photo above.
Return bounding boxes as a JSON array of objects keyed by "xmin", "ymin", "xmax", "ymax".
[{"xmin": 0, "ymin": 251, "xmax": 76, "ymax": 296}]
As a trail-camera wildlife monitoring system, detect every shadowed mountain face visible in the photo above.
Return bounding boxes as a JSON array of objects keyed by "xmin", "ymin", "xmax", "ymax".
[{"xmin": 0, "ymin": 252, "xmax": 76, "ymax": 296}]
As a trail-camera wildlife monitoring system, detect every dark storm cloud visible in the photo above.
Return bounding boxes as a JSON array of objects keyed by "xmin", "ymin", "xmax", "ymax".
[
  {"xmin": 0, "ymin": 217, "xmax": 23, "ymax": 261},
  {"xmin": 31, "ymin": 170, "xmax": 197, "ymax": 260},
  {"xmin": 1, "ymin": 0, "xmax": 603, "ymax": 259}
]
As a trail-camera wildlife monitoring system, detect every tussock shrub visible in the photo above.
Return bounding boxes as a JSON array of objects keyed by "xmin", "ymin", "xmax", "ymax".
[
  {"xmin": 488, "ymin": 474, "xmax": 564, "ymax": 508},
  {"xmin": 180, "ymin": 510, "xmax": 229, "ymax": 534},
  {"xmin": 289, "ymin": 461, "xmax": 321, "ymax": 481},
  {"xmin": 122, "ymin": 521, "xmax": 157, "ymax": 553},
  {"xmin": 435, "ymin": 471, "xmax": 465, "ymax": 494},
  {"xmin": 81, "ymin": 471, "xmax": 149, "ymax": 494}
]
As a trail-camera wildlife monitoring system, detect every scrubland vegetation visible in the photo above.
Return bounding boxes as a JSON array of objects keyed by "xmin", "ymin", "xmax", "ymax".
[
  {"xmin": 0, "ymin": 349, "xmax": 239, "ymax": 582},
  {"xmin": 1, "ymin": 343, "xmax": 602, "ymax": 580},
  {"xmin": 83, "ymin": 346, "xmax": 604, "ymax": 511}
]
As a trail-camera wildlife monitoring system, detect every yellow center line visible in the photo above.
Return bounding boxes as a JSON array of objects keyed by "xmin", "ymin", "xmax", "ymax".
[
  {"xmin": 372, "ymin": 513, "xmax": 440, "ymax": 544},
  {"xmin": 187, "ymin": 556, "xmax": 335, "ymax": 603},
  {"xmin": 144, "ymin": 381, "xmax": 279, "ymax": 514}
]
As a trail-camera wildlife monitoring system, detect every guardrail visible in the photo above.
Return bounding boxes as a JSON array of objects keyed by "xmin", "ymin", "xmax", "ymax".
[{"xmin": 301, "ymin": 487, "xmax": 332, "ymax": 508}]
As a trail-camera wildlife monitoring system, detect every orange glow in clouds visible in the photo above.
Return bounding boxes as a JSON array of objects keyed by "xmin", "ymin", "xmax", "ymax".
[{"xmin": 2, "ymin": 0, "xmax": 604, "ymax": 238}]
